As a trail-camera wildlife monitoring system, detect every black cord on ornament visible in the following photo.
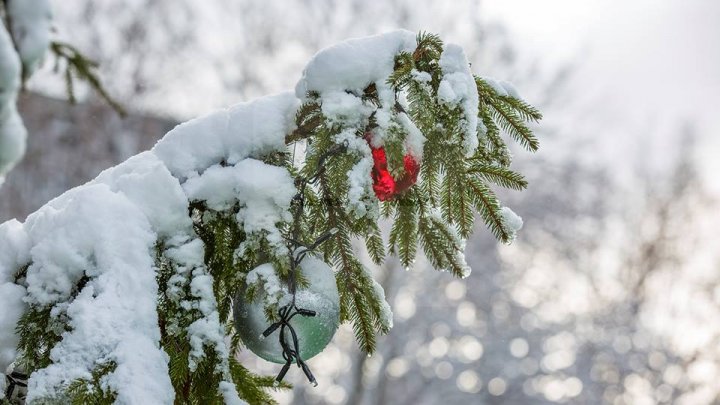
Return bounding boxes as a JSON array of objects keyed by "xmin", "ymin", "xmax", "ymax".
[
  {"xmin": 4, "ymin": 369, "xmax": 28, "ymax": 400},
  {"xmin": 261, "ymin": 142, "xmax": 347, "ymax": 387}
]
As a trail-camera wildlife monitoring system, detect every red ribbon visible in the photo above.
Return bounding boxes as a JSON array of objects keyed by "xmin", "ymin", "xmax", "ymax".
[{"xmin": 367, "ymin": 138, "xmax": 420, "ymax": 201}]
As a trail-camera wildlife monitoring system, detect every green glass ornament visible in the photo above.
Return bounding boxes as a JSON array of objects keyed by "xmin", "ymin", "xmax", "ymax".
[{"xmin": 233, "ymin": 256, "xmax": 340, "ymax": 364}]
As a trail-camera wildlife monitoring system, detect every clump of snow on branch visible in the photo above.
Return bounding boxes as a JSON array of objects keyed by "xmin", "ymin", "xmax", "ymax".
[
  {"xmin": 219, "ymin": 381, "xmax": 245, "ymax": 405},
  {"xmin": 0, "ymin": 0, "xmax": 52, "ymax": 185},
  {"xmin": 427, "ymin": 207, "xmax": 472, "ymax": 278},
  {"xmin": 362, "ymin": 265, "xmax": 394, "ymax": 330},
  {"xmin": 152, "ymin": 92, "xmax": 298, "ymax": 181},
  {"xmin": 438, "ymin": 43, "xmax": 479, "ymax": 156},
  {"xmin": 500, "ymin": 206, "xmax": 524, "ymax": 243},
  {"xmin": 0, "ymin": 220, "xmax": 29, "ymax": 375},
  {"xmin": 482, "ymin": 76, "xmax": 521, "ymax": 99},
  {"xmin": 334, "ymin": 129, "xmax": 378, "ymax": 220},
  {"xmin": 183, "ymin": 158, "xmax": 296, "ymax": 255},
  {"xmin": 23, "ymin": 184, "xmax": 174, "ymax": 404},
  {"xmin": 295, "ymin": 30, "xmax": 416, "ymax": 100},
  {"xmin": 246, "ymin": 263, "xmax": 286, "ymax": 308},
  {"xmin": 396, "ymin": 112, "xmax": 425, "ymax": 158}
]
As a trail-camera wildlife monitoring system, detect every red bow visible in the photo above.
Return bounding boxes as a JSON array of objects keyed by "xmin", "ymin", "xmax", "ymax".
[{"xmin": 367, "ymin": 139, "xmax": 420, "ymax": 201}]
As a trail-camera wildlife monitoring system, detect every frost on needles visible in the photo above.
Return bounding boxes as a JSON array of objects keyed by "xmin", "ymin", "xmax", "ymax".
[{"xmin": 0, "ymin": 30, "xmax": 541, "ymax": 404}]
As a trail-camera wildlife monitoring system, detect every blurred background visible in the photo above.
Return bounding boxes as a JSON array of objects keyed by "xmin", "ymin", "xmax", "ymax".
[{"xmin": 1, "ymin": 0, "xmax": 719, "ymax": 404}]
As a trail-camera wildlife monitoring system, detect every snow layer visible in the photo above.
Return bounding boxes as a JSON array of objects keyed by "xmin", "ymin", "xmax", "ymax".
[
  {"xmin": 153, "ymin": 92, "xmax": 298, "ymax": 181},
  {"xmin": 219, "ymin": 381, "xmax": 246, "ymax": 405},
  {"xmin": 0, "ymin": 26, "xmax": 21, "ymax": 108},
  {"xmin": 438, "ymin": 44, "xmax": 479, "ymax": 156},
  {"xmin": 162, "ymin": 236, "xmax": 240, "ymax": 402},
  {"xmin": 93, "ymin": 151, "xmax": 192, "ymax": 238},
  {"xmin": 321, "ymin": 91, "xmax": 373, "ymax": 128},
  {"xmin": 295, "ymin": 30, "xmax": 416, "ymax": 98},
  {"xmin": 0, "ymin": 220, "xmax": 30, "ymax": 373},
  {"xmin": 482, "ymin": 76, "xmax": 521, "ymax": 99},
  {"xmin": 246, "ymin": 263, "xmax": 285, "ymax": 307},
  {"xmin": 23, "ymin": 184, "xmax": 174, "ymax": 404},
  {"xmin": 500, "ymin": 206, "xmax": 524, "ymax": 243},
  {"xmin": 295, "ymin": 30, "xmax": 417, "ymax": 99},
  {"xmin": 183, "ymin": 158, "xmax": 295, "ymax": 253}
]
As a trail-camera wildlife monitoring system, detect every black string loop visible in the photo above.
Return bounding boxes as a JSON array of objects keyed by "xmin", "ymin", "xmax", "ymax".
[
  {"xmin": 263, "ymin": 141, "xmax": 346, "ymax": 386},
  {"xmin": 4, "ymin": 369, "xmax": 28, "ymax": 401}
]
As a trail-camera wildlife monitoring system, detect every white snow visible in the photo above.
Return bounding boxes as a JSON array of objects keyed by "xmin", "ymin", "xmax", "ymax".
[
  {"xmin": 362, "ymin": 265, "xmax": 393, "ymax": 329},
  {"xmin": 0, "ymin": 30, "xmax": 511, "ymax": 402},
  {"xmin": 93, "ymin": 152, "xmax": 192, "ymax": 238},
  {"xmin": 163, "ymin": 238, "xmax": 204, "ymax": 306},
  {"xmin": 320, "ymin": 91, "xmax": 373, "ymax": 128},
  {"xmin": 0, "ymin": 221, "xmax": 29, "ymax": 375},
  {"xmin": 295, "ymin": 30, "xmax": 416, "ymax": 99},
  {"xmin": 219, "ymin": 381, "xmax": 246, "ymax": 405},
  {"xmin": 500, "ymin": 206, "xmax": 524, "ymax": 243},
  {"xmin": 183, "ymin": 158, "xmax": 295, "ymax": 254},
  {"xmin": 300, "ymin": 256, "xmax": 339, "ymax": 297},
  {"xmin": 346, "ymin": 155, "xmax": 376, "ymax": 220},
  {"xmin": 0, "ymin": 22, "xmax": 25, "ymax": 185},
  {"xmin": 482, "ymin": 76, "xmax": 521, "ymax": 99},
  {"xmin": 23, "ymin": 184, "xmax": 174, "ymax": 404},
  {"xmin": 0, "ymin": 84, "xmax": 304, "ymax": 401},
  {"xmin": 0, "ymin": 25, "xmax": 21, "ymax": 108},
  {"xmin": 153, "ymin": 92, "xmax": 298, "ymax": 181},
  {"xmin": 186, "ymin": 310, "xmax": 225, "ymax": 372},
  {"xmin": 0, "ymin": 283, "xmax": 24, "ymax": 371},
  {"xmin": 438, "ymin": 44, "xmax": 479, "ymax": 156},
  {"xmin": 369, "ymin": 107, "xmax": 393, "ymax": 146},
  {"xmin": 6, "ymin": 0, "xmax": 52, "ymax": 76},
  {"xmin": 411, "ymin": 69, "xmax": 432, "ymax": 83},
  {"xmin": 334, "ymin": 129, "xmax": 377, "ymax": 220},
  {"xmin": 162, "ymin": 235, "xmax": 239, "ymax": 400},
  {"xmin": 397, "ymin": 112, "xmax": 425, "ymax": 159},
  {"xmin": 246, "ymin": 263, "xmax": 286, "ymax": 307}
]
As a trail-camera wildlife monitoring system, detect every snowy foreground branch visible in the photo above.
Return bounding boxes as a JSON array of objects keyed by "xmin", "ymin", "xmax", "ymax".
[{"xmin": 0, "ymin": 31, "xmax": 539, "ymax": 404}]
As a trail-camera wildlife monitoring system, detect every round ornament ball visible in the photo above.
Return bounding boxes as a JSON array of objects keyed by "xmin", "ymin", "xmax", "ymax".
[{"xmin": 233, "ymin": 257, "xmax": 340, "ymax": 364}]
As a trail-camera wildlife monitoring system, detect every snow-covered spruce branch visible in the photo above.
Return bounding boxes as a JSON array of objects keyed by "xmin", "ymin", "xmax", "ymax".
[{"xmin": 0, "ymin": 31, "xmax": 540, "ymax": 404}]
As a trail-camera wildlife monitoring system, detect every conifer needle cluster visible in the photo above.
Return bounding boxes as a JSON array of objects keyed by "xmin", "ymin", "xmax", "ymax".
[{"xmin": 2, "ymin": 32, "xmax": 540, "ymax": 404}]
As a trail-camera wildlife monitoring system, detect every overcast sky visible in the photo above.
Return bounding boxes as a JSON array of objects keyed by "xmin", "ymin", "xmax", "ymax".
[
  {"xmin": 39, "ymin": 0, "xmax": 720, "ymax": 191},
  {"xmin": 483, "ymin": 0, "xmax": 720, "ymax": 190}
]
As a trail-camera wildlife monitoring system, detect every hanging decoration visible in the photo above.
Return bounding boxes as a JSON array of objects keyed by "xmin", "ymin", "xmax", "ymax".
[
  {"xmin": 233, "ymin": 143, "xmax": 347, "ymax": 386},
  {"xmin": 233, "ymin": 257, "xmax": 339, "ymax": 383},
  {"xmin": 367, "ymin": 137, "xmax": 420, "ymax": 201}
]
